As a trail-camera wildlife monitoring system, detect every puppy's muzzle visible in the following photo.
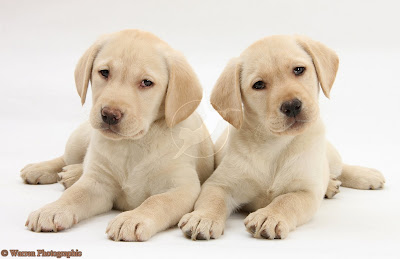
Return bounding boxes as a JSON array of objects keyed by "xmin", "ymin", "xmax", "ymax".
[
  {"xmin": 101, "ymin": 107, "xmax": 122, "ymax": 125},
  {"xmin": 280, "ymin": 98, "xmax": 302, "ymax": 118}
]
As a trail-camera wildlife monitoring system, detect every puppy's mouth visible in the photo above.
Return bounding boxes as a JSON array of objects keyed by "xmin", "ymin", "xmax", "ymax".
[
  {"xmin": 99, "ymin": 125, "xmax": 145, "ymax": 139},
  {"xmin": 269, "ymin": 118, "xmax": 310, "ymax": 135},
  {"xmin": 285, "ymin": 119, "xmax": 308, "ymax": 131}
]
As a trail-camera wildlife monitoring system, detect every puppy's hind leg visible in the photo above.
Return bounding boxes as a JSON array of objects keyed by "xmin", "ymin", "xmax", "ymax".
[
  {"xmin": 326, "ymin": 141, "xmax": 385, "ymax": 190},
  {"xmin": 21, "ymin": 122, "xmax": 90, "ymax": 185},
  {"xmin": 324, "ymin": 141, "xmax": 342, "ymax": 198},
  {"xmin": 325, "ymin": 175, "xmax": 341, "ymax": 199},
  {"xmin": 58, "ymin": 164, "xmax": 83, "ymax": 189},
  {"xmin": 338, "ymin": 164, "xmax": 385, "ymax": 190},
  {"xmin": 21, "ymin": 156, "xmax": 65, "ymax": 184}
]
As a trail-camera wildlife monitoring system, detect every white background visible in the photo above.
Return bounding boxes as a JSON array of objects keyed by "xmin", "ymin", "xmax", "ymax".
[{"xmin": 1, "ymin": 0, "xmax": 400, "ymax": 258}]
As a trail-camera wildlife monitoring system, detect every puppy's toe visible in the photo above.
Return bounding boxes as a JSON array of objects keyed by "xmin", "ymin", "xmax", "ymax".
[
  {"xmin": 179, "ymin": 212, "xmax": 224, "ymax": 240},
  {"xmin": 106, "ymin": 211, "xmax": 156, "ymax": 242},
  {"xmin": 244, "ymin": 210, "xmax": 289, "ymax": 240},
  {"xmin": 26, "ymin": 204, "xmax": 77, "ymax": 232}
]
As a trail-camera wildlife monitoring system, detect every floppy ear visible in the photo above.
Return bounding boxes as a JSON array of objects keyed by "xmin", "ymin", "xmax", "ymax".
[
  {"xmin": 297, "ymin": 36, "xmax": 339, "ymax": 98},
  {"xmin": 74, "ymin": 36, "xmax": 108, "ymax": 105},
  {"xmin": 210, "ymin": 58, "xmax": 243, "ymax": 129},
  {"xmin": 165, "ymin": 52, "xmax": 203, "ymax": 128}
]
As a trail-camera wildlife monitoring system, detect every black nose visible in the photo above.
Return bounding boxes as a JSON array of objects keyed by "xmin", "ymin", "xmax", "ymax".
[
  {"xmin": 101, "ymin": 107, "xmax": 122, "ymax": 125},
  {"xmin": 280, "ymin": 99, "xmax": 302, "ymax": 117}
]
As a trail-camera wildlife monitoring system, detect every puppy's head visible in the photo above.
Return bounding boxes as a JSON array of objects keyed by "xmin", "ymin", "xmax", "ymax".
[
  {"xmin": 74, "ymin": 30, "xmax": 202, "ymax": 140},
  {"xmin": 211, "ymin": 35, "xmax": 339, "ymax": 135}
]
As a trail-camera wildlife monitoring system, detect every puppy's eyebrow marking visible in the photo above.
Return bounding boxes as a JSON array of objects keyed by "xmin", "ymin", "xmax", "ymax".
[
  {"xmin": 288, "ymin": 57, "xmax": 309, "ymax": 66},
  {"xmin": 95, "ymin": 57, "xmax": 114, "ymax": 70},
  {"xmin": 142, "ymin": 68, "xmax": 158, "ymax": 79}
]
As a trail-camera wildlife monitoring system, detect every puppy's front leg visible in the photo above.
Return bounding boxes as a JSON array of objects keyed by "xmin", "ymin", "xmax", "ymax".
[
  {"xmin": 106, "ymin": 171, "xmax": 201, "ymax": 242},
  {"xmin": 26, "ymin": 175, "xmax": 115, "ymax": 232},
  {"xmin": 244, "ymin": 191, "xmax": 320, "ymax": 239},
  {"xmin": 178, "ymin": 160, "xmax": 253, "ymax": 241},
  {"xmin": 178, "ymin": 183, "xmax": 234, "ymax": 240}
]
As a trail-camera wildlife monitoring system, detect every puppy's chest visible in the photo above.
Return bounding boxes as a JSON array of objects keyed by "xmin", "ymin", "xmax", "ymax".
[
  {"xmin": 123, "ymin": 154, "xmax": 169, "ymax": 210},
  {"xmin": 241, "ymin": 142, "xmax": 291, "ymax": 183},
  {"xmin": 241, "ymin": 144, "xmax": 301, "ymax": 198},
  {"xmin": 240, "ymin": 137, "xmax": 325, "ymax": 211},
  {"xmin": 91, "ymin": 136, "xmax": 171, "ymax": 209},
  {"xmin": 241, "ymin": 154, "xmax": 297, "ymax": 212}
]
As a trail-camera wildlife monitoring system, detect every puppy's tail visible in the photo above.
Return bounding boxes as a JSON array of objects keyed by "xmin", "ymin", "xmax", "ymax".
[{"xmin": 338, "ymin": 164, "xmax": 385, "ymax": 190}]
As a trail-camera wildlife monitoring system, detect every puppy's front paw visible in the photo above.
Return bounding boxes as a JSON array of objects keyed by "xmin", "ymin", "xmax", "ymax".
[
  {"xmin": 21, "ymin": 161, "xmax": 61, "ymax": 184},
  {"xmin": 325, "ymin": 176, "xmax": 341, "ymax": 199},
  {"xmin": 178, "ymin": 211, "xmax": 224, "ymax": 240},
  {"xmin": 58, "ymin": 164, "xmax": 83, "ymax": 189},
  {"xmin": 106, "ymin": 211, "xmax": 156, "ymax": 242},
  {"xmin": 26, "ymin": 204, "xmax": 77, "ymax": 232},
  {"xmin": 244, "ymin": 210, "xmax": 289, "ymax": 239}
]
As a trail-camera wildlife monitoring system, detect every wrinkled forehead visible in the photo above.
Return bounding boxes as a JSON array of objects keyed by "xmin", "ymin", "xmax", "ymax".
[
  {"xmin": 94, "ymin": 34, "xmax": 168, "ymax": 76},
  {"xmin": 241, "ymin": 36, "xmax": 313, "ymax": 76}
]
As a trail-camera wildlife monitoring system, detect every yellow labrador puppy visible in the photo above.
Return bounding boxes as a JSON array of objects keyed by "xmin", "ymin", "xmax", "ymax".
[
  {"xmin": 21, "ymin": 30, "xmax": 214, "ymax": 241},
  {"xmin": 179, "ymin": 35, "xmax": 385, "ymax": 240}
]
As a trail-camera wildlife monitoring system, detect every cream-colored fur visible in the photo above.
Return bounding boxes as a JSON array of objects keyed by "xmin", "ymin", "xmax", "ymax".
[
  {"xmin": 21, "ymin": 30, "xmax": 214, "ymax": 241},
  {"xmin": 179, "ymin": 35, "xmax": 385, "ymax": 240}
]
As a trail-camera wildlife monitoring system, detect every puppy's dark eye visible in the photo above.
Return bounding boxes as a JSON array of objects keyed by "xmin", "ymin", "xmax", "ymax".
[
  {"xmin": 252, "ymin": 81, "xmax": 266, "ymax": 90},
  {"xmin": 141, "ymin": 79, "xmax": 153, "ymax": 87},
  {"xmin": 293, "ymin": 67, "xmax": 305, "ymax": 76},
  {"xmin": 99, "ymin": 70, "xmax": 109, "ymax": 79}
]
